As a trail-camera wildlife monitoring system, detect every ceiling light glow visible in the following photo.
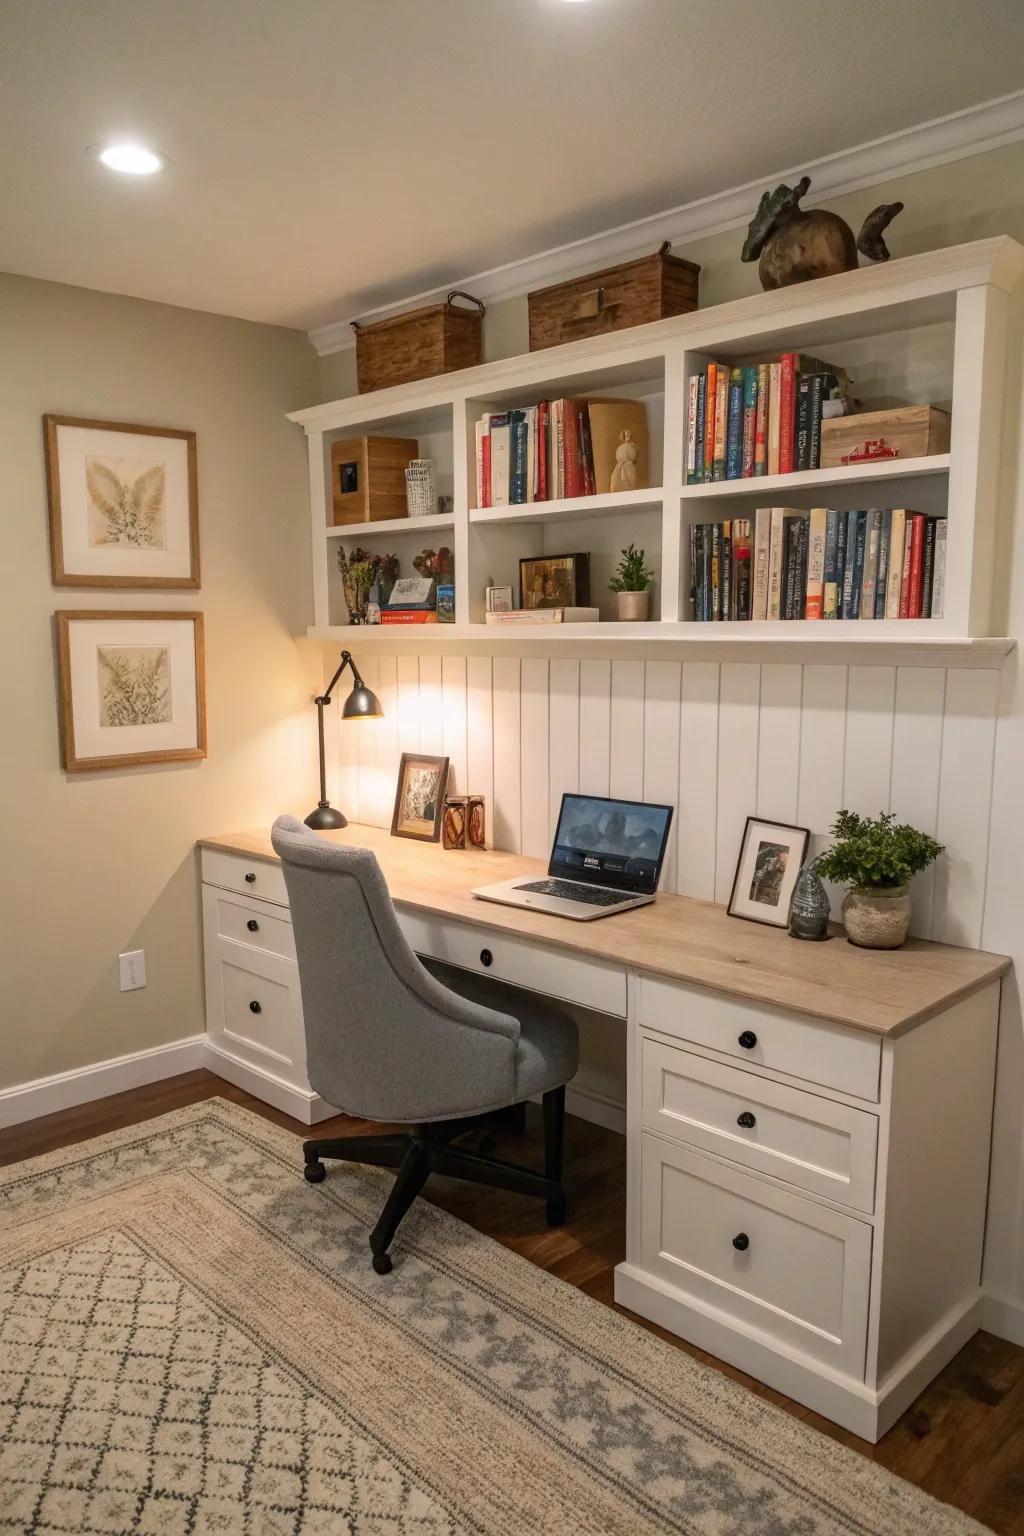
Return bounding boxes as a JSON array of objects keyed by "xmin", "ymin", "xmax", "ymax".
[{"xmin": 93, "ymin": 143, "xmax": 165, "ymax": 175}]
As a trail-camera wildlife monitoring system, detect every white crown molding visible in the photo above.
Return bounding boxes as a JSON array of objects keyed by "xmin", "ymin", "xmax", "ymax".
[{"xmin": 310, "ymin": 90, "xmax": 1024, "ymax": 357}]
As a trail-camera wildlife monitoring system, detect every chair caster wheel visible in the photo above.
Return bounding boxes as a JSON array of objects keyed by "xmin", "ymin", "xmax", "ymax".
[
  {"xmin": 478, "ymin": 1133, "xmax": 497, "ymax": 1156},
  {"xmin": 371, "ymin": 1250, "xmax": 393, "ymax": 1275},
  {"xmin": 304, "ymin": 1161, "xmax": 326, "ymax": 1184},
  {"xmin": 546, "ymin": 1195, "xmax": 567, "ymax": 1227}
]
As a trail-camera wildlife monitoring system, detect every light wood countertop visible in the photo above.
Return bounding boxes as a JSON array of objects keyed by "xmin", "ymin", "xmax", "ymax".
[{"xmin": 197, "ymin": 825, "xmax": 1009, "ymax": 1038}]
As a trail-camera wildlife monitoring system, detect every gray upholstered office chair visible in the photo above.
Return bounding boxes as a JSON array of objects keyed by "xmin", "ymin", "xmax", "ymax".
[{"xmin": 271, "ymin": 816, "xmax": 579, "ymax": 1274}]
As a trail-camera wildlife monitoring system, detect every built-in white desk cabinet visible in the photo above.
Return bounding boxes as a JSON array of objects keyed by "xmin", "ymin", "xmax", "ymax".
[{"xmin": 198, "ymin": 826, "xmax": 1008, "ymax": 1441}]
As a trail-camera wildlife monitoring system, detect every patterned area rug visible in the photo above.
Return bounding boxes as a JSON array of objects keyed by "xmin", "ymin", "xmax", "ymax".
[{"xmin": 0, "ymin": 1100, "xmax": 986, "ymax": 1535}]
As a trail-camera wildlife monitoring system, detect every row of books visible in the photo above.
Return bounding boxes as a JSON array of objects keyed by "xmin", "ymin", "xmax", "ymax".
[
  {"xmin": 689, "ymin": 508, "xmax": 947, "ymax": 622},
  {"xmin": 474, "ymin": 398, "xmax": 648, "ymax": 508},
  {"xmin": 685, "ymin": 353, "xmax": 848, "ymax": 483}
]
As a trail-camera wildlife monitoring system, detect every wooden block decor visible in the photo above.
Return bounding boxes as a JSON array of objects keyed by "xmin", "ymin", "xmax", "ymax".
[
  {"xmin": 820, "ymin": 405, "xmax": 951, "ymax": 469},
  {"xmin": 528, "ymin": 242, "xmax": 700, "ymax": 352},
  {"xmin": 352, "ymin": 291, "xmax": 484, "ymax": 394},
  {"xmin": 330, "ymin": 436, "xmax": 419, "ymax": 525}
]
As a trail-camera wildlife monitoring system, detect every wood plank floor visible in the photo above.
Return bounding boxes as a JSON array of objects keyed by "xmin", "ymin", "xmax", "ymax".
[{"xmin": 3, "ymin": 1069, "xmax": 1023, "ymax": 1534}]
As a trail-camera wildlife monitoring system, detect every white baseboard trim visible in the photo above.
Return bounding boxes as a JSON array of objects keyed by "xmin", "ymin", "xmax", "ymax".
[
  {"xmin": 203, "ymin": 1042, "xmax": 339, "ymax": 1126},
  {"xmin": 982, "ymin": 1290, "xmax": 1024, "ymax": 1346},
  {"xmin": 565, "ymin": 1083, "xmax": 626, "ymax": 1136},
  {"xmin": 0, "ymin": 1035, "xmax": 208, "ymax": 1131}
]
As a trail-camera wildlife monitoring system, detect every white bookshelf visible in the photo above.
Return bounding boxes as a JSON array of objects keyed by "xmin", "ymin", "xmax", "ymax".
[{"xmin": 290, "ymin": 237, "xmax": 1023, "ymax": 657}]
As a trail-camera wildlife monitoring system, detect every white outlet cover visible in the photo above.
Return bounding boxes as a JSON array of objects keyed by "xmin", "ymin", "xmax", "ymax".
[{"xmin": 119, "ymin": 950, "xmax": 146, "ymax": 991}]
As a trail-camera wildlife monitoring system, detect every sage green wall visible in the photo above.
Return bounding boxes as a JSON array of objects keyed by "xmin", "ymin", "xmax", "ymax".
[
  {"xmin": 318, "ymin": 140, "xmax": 1024, "ymax": 402},
  {"xmin": 0, "ymin": 273, "xmax": 320, "ymax": 1089}
]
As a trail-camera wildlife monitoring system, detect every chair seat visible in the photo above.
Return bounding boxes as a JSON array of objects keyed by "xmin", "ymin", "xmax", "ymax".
[{"xmin": 420, "ymin": 958, "xmax": 579, "ymax": 1101}]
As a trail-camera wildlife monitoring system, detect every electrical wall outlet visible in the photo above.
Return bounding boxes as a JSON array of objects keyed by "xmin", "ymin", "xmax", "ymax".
[{"xmin": 119, "ymin": 950, "xmax": 146, "ymax": 992}]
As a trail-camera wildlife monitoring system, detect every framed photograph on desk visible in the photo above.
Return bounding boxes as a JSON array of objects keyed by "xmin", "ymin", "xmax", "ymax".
[
  {"xmin": 391, "ymin": 753, "xmax": 450, "ymax": 842},
  {"xmin": 728, "ymin": 816, "xmax": 809, "ymax": 927}
]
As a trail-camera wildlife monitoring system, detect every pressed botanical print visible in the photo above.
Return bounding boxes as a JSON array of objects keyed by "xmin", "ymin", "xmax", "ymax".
[
  {"xmin": 86, "ymin": 455, "xmax": 167, "ymax": 548},
  {"xmin": 97, "ymin": 645, "xmax": 172, "ymax": 728}
]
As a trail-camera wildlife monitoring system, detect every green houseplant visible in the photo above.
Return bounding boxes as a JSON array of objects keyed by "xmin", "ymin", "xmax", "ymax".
[
  {"xmin": 609, "ymin": 543, "xmax": 654, "ymax": 621},
  {"xmin": 815, "ymin": 810, "xmax": 943, "ymax": 949}
]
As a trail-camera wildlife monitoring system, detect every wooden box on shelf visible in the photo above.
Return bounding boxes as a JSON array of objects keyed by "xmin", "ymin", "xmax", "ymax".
[
  {"xmin": 330, "ymin": 436, "xmax": 418, "ymax": 525},
  {"xmin": 820, "ymin": 405, "xmax": 951, "ymax": 470},
  {"xmin": 528, "ymin": 242, "xmax": 700, "ymax": 352},
  {"xmin": 351, "ymin": 292, "xmax": 484, "ymax": 393}
]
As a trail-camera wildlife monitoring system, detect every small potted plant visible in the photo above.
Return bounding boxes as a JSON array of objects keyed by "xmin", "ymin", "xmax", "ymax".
[
  {"xmin": 609, "ymin": 543, "xmax": 654, "ymax": 621},
  {"xmin": 814, "ymin": 810, "xmax": 943, "ymax": 949}
]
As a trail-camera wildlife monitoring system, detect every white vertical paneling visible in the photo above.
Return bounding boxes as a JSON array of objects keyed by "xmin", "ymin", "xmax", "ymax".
[
  {"xmin": 677, "ymin": 662, "xmax": 720, "ymax": 900},
  {"xmin": 933, "ymin": 667, "xmax": 999, "ymax": 947},
  {"xmin": 466, "ymin": 656, "xmax": 494, "ymax": 816},
  {"xmin": 797, "ymin": 665, "xmax": 848, "ymax": 835},
  {"xmin": 520, "ymin": 658, "xmax": 550, "ymax": 858},
  {"xmin": 579, "ymin": 659, "xmax": 611, "ymax": 798},
  {"xmin": 548, "ymin": 658, "xmax": 580, "ymax": 838},
  {"xmin": 418, "ymin": 656, "xmax": 444, "ymax": 757},
  {"xmin": 843, "ymin": 666, "xmax": 896, "ymax": 815},
  {"xmin": 643, "ymin": 661, "xmax": 682, "ymax": 891},
  {"xmin": 333, "ymin": 651, "xmax": 359, "ymax": 824},
  {"xmin": 353, "ymin": 654, "xmax": 385, "ymax": 826},
  {"xmin": 441, "ymin": 655, "xmax": 468, "ymax": 794},
  {"xmin": 715, "ymin": 663, "xmax": 761, "ymax": 904},
  {"xmin": 395, "ymin": 655, "xmax": 421, "ymax": 756},
  {"xmin": 757, "ymin": 664, "xmax": 802, "ymax": 824},
  {"xmin": 609, "ymin": 660, "xmax": 645, "ymax": 800},
  {"xmin": 890, "ymin": 667, "xmax": 946, "ymax": 939},
  {"xmin": 492, "ymin": 656, "xmax": 522, "ymax": 853}
]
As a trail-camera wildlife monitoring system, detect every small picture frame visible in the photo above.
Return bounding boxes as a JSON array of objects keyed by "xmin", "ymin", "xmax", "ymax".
[
  {"xmin": 727, "ymin": 817, "xmax": 810, "ymax": 928},
  {"xmin": 519, "ymin": 552, "xmax": 590, "ymax": 610},
  {"xmin": 391, "ymin": 753, "xmax": 450, "ymax": 842}
]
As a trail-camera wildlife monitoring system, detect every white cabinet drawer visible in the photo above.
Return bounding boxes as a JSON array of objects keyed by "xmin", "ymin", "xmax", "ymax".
[
  {"xmin": 201, "ymin": 849, "xmax": 289, "ymax": 907},
  {"xmin": 204, "ymin": 886, "xmax": 295, "ymax": 961},
  {"xmin": 638, "ymin": 976, "xmax": 881, "ymax": 1102},
  {"xmin": 641, "ymin": 1135, "xmax": 871, "ymax": 1376},
  {"xmin": 205, "ymin": 937, "xmax": 307, "ymax": 1081},
  {"xmin": 398, "ymin": 909, "xmax": 627, "ymax": 1018},
  {"xmin": 641, "ymin": 1037, "xmax": 878, "ymax": 1212}
]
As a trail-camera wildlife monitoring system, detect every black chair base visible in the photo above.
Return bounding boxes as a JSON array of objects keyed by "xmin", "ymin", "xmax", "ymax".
[{"xmin": 303, "ymin": 1086, "xmax": 567, "ymax": 1274}]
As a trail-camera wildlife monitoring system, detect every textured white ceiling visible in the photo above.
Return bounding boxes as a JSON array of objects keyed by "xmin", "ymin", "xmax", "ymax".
[{"xmin": 1, "ymin": 0, "xmax": 1022, "ymax": 331}]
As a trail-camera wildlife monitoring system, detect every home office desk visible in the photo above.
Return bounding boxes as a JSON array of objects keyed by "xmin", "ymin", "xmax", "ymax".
[{"xmin": 197, "ymin": 824, "xmax": 1008, "ymax": 1441}]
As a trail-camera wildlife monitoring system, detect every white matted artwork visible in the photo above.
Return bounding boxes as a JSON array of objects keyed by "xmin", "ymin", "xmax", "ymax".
[
  {"xmin": 45, "ymin": 416, "xmax": 199, "ymax": 588},
  {"xmin": 727, "ymin": 816, "xmax": 810, "ymax": 928},
  {"xmin": 56, "ymin": 611, "xmax": 206, "ymax": 772}
]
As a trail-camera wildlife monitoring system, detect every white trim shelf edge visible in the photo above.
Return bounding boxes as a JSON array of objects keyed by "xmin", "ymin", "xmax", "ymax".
[{"xmin": 679, "ymin": 455, "xmax": 950, "ymax": 499}]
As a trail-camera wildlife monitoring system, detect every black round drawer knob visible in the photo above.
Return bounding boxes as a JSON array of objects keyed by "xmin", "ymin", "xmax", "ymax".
[
  {"xmin": 245, "ymin": 872, "xmax": 257, "ymax": 884},
  {"xmin": 249, "ymin": 1000, "xmax": 262, "ymax": 1014},
  {"xmin": 738, "ymin": 1030, "xmax": 758, "ymax": 1050},
  {"xmin": 246, "ymin": 919, "xmax": 259, "ymax": 932},
  {"xmin": 732, "ymin": 1233, "xmax": 750, "ymax": 1252},
  {"xmin": 480, "ymin": 949, "xmax": 493, "ymax": 968},
  {"xmin": 737, "ymin": 1111, "xmax": 756, "ymax": 1129}
]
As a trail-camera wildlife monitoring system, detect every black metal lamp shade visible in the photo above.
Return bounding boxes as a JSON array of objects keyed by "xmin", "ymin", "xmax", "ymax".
[
  {"xmin": 305, "ymin": 651, "xmax": 383, "ymax": 830},
  {"xmin": 341, "ymin": 681, "xmax": 383, "ymax": 720}
]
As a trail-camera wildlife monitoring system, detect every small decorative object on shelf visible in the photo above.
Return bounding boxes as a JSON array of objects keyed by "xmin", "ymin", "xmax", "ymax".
[
  {"xmin": 609, "ymin": 543, "xmax": 653, "ymax": 622},
  {"xmin": 330, "ymin": 436, "xmax": 418, "ymax": 525},
  {"xmin": 437, "ymin": 495, "xmax": 454, "ymax": 518},
  {"xmin": 391, "ymin": 753, "xmax": 450, "ymax": 843},
  {"xmin": 338, "ymin": 546, "xmax": 399, "ymax": 624},
  {"xmin": 485, "ymin": 584, "xmax": 513, "ymax": 613},
  {"xmin": 436, "ymin": 582, "xmax": 455, "ymax": 622},
  {"xmin": 741, "ymin": 175, "xmax": 904, "ymax": 291},
  {"xmin": 351, "ymin": 291, "xmax": 484, "ymax": 393},
  {"xmin": 728, "ymin": 817, "xmax": 810, "ymax": 928},
  {"xmin": 814, "ymin": 809, "xmax": 944, "ymax": 949},
  {"xmin": 520, "ymin": 552, "xmax": 590, "ymax": 610},
  {"xmin": 528, "ymin": 242, "xmax": 699, "ymax": 351},
  {"xmin": 821, "ymin": 405, "xmax": 951, "ymax": 469},
  {"xmin": 788, "ymin": 865, "xmax": 832, "ymax": 941},
  {"xmin": 442, "ymin": 796, "xmax": 468, "ymax": 850},
  {"xmin": 404, "ymin": 458, "xmax": 436, "ymax": 518},
  {"xmin": 467, "ymin": 796, "xmax": 486, "ymax": 850}
]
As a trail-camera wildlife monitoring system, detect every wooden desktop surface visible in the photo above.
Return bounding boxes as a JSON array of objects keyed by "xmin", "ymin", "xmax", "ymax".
[{"xmin": 198, "ymin": 824, "xmax": 1009, "ymax": 1038}]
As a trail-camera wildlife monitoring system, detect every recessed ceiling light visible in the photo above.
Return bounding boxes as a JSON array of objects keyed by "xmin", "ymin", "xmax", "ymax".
[{"xmin": 88, "ymin": 143, "xmax": 166, "ymax": 175}]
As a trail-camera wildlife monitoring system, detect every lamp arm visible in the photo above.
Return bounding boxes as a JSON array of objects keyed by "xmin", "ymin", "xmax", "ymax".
[{"xmin": 318, "ymin": 650, "xmax": 355, "ymax": 706}]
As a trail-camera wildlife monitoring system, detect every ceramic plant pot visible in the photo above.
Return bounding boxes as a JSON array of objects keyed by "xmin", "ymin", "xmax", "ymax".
[
  {"xmin": 616, "ymin": 589, "xmax": 650, "ymax": 622},
  {"xmin": 842, "ymin": 885, "xmax": 911, "ymax": 949}
]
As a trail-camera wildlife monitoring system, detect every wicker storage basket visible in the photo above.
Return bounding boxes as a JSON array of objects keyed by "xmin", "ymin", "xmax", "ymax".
[
  {"xmin": 528, "ymin": 242, "xmax": 700, "ymax": 351},
  {"xmin": 352, "ymin": 291, "xmax": 484, "ymax": 394}
]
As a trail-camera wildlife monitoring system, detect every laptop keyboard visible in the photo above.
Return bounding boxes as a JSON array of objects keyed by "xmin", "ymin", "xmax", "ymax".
[{"xmin": 516, "ymin": 878, "xmax": 632, "ymax": 908}]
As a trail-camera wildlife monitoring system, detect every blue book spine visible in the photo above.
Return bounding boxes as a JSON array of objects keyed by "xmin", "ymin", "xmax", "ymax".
[
  {"xmin": 823, "ymin": 508, "xmax": 841, "ymax": 619},
  {"xmin": 840, "ymin": 511, "xmax": 858, "ymax": 618},
  {"xmin": 874, "ymin": 509, "xmax": 892, "ymax": 618},
  {"xmin": 847, "ymin": 511, "xmax": 867, "ymax": 619},
  {"xmin": 725, "ymin": 370, "xmax": 744, "ymax": 480},
  {"xmin": 508, "ymin": 409, "xmax": 528, "ymax": 504},
  {"xmin": 692, "ymin": 374, "xmax": 706, "ymax": 484}
]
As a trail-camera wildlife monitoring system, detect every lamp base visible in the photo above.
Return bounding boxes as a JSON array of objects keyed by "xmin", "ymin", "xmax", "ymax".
[{"xmin": 304, "ymin": 803, "xmax": 348, "ymax": 831}]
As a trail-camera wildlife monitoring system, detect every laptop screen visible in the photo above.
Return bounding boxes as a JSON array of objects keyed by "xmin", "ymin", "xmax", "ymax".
[{"xmin": 549, "ymin": 794, "xmax": 674, "ymax": 895}]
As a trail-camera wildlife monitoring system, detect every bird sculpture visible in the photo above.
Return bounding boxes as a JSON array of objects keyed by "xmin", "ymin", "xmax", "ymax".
[{"xmin": 742, "ymin": 176, "xmax": 904, "ymax": 290}]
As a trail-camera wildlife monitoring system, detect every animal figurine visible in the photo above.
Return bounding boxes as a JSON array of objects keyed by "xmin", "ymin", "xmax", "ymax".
[{"xmin": 742, "ymin": 176, "xmax": 903, "ymax": 291}]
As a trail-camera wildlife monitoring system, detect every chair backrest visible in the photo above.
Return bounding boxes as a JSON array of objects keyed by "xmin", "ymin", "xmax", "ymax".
[{"xmin": 270, "ymin": 817, "xmax": 520, "ymax": 1123}]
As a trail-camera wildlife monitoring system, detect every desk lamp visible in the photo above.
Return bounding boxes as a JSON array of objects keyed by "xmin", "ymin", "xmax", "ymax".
[{"xmin": 305, "ymin": 650, "xmax": 382, "ymax": 830}]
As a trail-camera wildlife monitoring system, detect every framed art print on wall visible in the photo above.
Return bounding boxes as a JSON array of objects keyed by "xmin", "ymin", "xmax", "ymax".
[
  {"xmin": 727, "ymin": 816, "xmax": 810, "ymax": 928},
  {"xmin": 55, "ymin": 610, "xmax": 207, "ymax": 772},
  {"xmin": 44, "ymin": 415, "xmax": 199, "ymax": 588}
]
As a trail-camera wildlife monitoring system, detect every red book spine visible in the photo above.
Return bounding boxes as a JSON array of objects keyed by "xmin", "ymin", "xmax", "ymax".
[
  {"xmin": 537, "ymin": 402, "xmax": 548, "ymax": 501},
  {"xmin": 898, "ymin": 517, "xmax": 916, "ymax": 617},
  {"xmin": 481, "ymin": 433, "xmax": 491, "ymax": 508},
  {"xmin": 778, "ymin": 354, "xmax": 797, "ymax": 474},
  {"xmin": 380, "ymin": 610, "xmax": 438, "ymax": 625},
  {"xmin": 563, "ymin": 402, "xmax": 581, "ymax": 498},
  {"xmin": 703, "ymin": 364, "xmax": 717, "ymax": 480},
  {"xmin": 907, "ymin": 515, "xmax": 925, "ymax": 618}
]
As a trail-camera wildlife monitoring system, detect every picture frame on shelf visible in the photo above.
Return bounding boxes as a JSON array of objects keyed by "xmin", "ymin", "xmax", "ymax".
[
  {"xmin": 727, "ymin": 816, "xmax": 810, "ymax": 928},
  {"xmin": 44, "ymin": 415, "xmax": 199, "ymax": 589},
  {"xmin": 519, "ymin": 552, "xmax": 590, "ymax": 611},
  {"xmin": 391, "ymin": 753, "xmax": 450, "ymax": 842}
]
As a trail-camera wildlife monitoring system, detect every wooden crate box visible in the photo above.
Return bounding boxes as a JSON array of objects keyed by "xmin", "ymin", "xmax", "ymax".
[
  {"xmin": 821, "ymin": 405, "xmax": 951, "ymax": 468},
  {"xmin": 330, "ymin": 436, "xmax": 418, "ymax": 525},
  {"xmin": 529, "ymin": 242, "xmax": 700, "ymax": 351}
]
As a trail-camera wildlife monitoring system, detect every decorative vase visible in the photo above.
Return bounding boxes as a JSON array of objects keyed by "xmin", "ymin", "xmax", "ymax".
[
  {"xmin": 842, "ymin": 885, "xmax": 911, "ymax": 949},
  {"xmin": 616, "ymin": 588, "xmax": 650, "ymax": 622},
  {"xmin": 788, "ymin": 866, "xmax": 831, "ymax": 941}
]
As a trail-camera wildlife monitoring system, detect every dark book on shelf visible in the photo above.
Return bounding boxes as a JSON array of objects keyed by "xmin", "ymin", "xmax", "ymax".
[
  {"xmin": 794, "ymin": 376, "xmax": 813, "ymax": 472},
  {"xmin": 807, "ymin": 372, "xmax": 838, "ymax": 470},
  {"xmin": 823, "ymin": 508, "xmax": 842, "ymax": 620},
  {"xmin": 691, "ymin": 375, "xmax": 707, "ymax": 484},
  {"xmin": 741, "ymin": 367, "xmax": 758, "ymax": 478},
  {"xmin": 847, "ymin": 510, "xmax": 867, "ymax": 619},
  {"xmin": 921, "ymin": 516, "xmax": 937, "ymax": 617},
  {"xmin": 875, "ymin": 509, "xmax": 893, "ymax": 619},
  {"xmin": 710, "ymin": 522, "xmax": 722, "ymax": 619},
  {"xmin": 509, "ymin": 409, "xmax": 528, "ymax": 504},
  {"xmin": 734, "ymin": 518, "xmax": 752, "ymax": 620}
]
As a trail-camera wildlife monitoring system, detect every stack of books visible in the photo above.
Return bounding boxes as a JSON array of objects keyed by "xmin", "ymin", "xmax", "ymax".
[
  {"xmin": 686, "ymin": 353, "xmax": 849, "ymax": 482},
  {"xmin": 484, "ymin": 606, "xmax": 599, "ymax": 626},
  {"xmin": 475, "ymin": 398, "xmax": 648, "ymax": 507},
  {"xmin": 689, "ymin": 509, "xmax": 946, "ymax": 622},
  {"xmin": 380, "ymin": 574, "xmax": 439, "ymax": 625}
]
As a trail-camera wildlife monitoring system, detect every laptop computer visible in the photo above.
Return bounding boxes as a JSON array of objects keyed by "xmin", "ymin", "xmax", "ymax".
[{"xmin": 472, "ymin": 793, "xmax": 674, "ymax": 921}]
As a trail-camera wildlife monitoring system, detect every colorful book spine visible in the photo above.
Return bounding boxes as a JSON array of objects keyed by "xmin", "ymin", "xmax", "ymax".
[
  {"xmin": 508, "ymin": 409, "xmax": 528, "ymax": 504},
  {"xmin": 767, "ymin": 362, "xmax": 782, "ymax": 475},
  {"xmin": 886, "ymin": 509, "xmax": 907, "ymax": 618},
  {"xmin": 874, "ymin": 509, "xmax": 892, "ymax": 619},
  {"xmin": 822, "ymin": 508, "xmax": 842, "ymax": 620},
  {"xmin": 778, "ymin": 354, "xmax": 797, "ymax": 474},
  {"xmin": 741, "ymin": 367, "xmax": 758, "ymax": 478},
  {"xmin": 701, "ymin": 524, "xmax": 713, "ymax": 620},
  {"xmin": 805, "ymin": 508, "xmax": 828, "ymax": 620},
  {"xmin": 710, "ymin": 523, "xmax": 722, "ymax": 619},
  {"xmin": 703, "ymin": 366, "xmax": 717, "ymax": 481},
  {"xmin": 734, "ymin": 519, "xmax": 752, "ymax": 620},
  {"xmin": 907, "ymin": 514, "xmax": 926, "ymax": 617},
  {"xmin": 537, "ymin": 401, "xmax": 549, "ymax": 501},
  {"xmin": 686, "ymin": 376, "xmax": 700, "ymax": 484},
  {"xmin": 834, "ymin": 509, "xmax": 848, "ymax": 621},
  {"xmin": 721, "ymin": 521, "xmax": 733, "ymax": 620},
  {"xmin": 712, "ymin": 366, "xmax": 729, "ymax": 481},
  {"xmin": 898, "ymin": 520, "xmax": 914, "ymax": 618},
  {"xmin": 725, "ymin": 369, "xmax": 744, "ymax": 480},
  {"xmin": 693, "ymin": 374, "xmax": 707, "ymax": 485},
  {"xmin": 931, "ymin": 519, "xmax": 947, "ymax": 619}
]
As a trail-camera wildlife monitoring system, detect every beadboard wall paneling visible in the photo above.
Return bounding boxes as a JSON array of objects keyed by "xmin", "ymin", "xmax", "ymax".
[{"xmin": 331, "ymin": 653, "xmax": 1002, "ymax": 945}]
